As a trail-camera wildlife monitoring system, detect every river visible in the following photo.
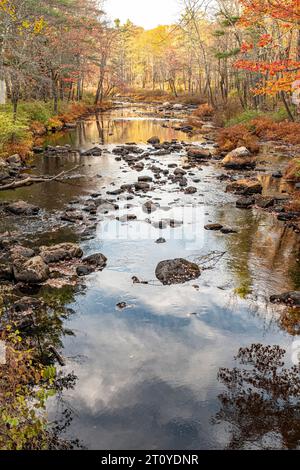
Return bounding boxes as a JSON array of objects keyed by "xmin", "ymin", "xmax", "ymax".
[{"xmin": 1, "ymin": 102, "xmax": 299, "ymax": 450}]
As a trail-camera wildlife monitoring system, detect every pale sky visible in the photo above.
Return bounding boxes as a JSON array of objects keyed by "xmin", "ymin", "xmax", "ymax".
[{"xmin": 104, "ymin": 0, "xmax": 181, "ymax": 29}]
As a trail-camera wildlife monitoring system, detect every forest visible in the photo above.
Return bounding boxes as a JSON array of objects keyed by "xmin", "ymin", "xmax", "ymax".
[{"xmin": 0, "ymin": 0, "xmax": 299, "ymax": 455}]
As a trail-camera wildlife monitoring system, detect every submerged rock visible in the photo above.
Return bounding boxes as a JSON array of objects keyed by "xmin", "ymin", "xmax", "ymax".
[
  {"xmin": 13, "ymin": 256, "xmax": 50, "ymax": 284},
  {"xmin": 40, "ymin": 243, "xmax": 83, "ymax": 264},
  {"xmin": 5, "ymin": 200, "xmax": 40, "ymax": 216},
  {"xmin": 155, "ymin": 258, "xmax": 201, "ymax": 285},
  {"xmin": 270, "ymin": 291, "xmax": 300, "ymax": 307}
]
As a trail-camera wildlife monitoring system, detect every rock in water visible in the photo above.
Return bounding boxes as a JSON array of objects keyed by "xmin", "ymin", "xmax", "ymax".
[
  {"xmin": 222, "ymin": 147, "xmax": 256, "ymax": 170},
  {"xmin": 155, "ymin": 259, "xmax": 200, "ymax": 285},
  {"xmin": 13, "ymin": 256, "xmax": 50, "ymax": 284},
  {"xmin": 270, "ymin": 291, "xmax": 300, "ymax": 307},
  {"xmin": 236, "ymin": 197, "xmax": 255, "ymax": 209},
  {"xmin": 39, "ymin": 243, "xmax": 83, "ymax": 264},
  {"xmin": 204, "ymin": 224, "xmax": 223, "ymax": 231},
  {"xmin": 76, "ymin": 253, "xmax": 107, "ymax": 276},
  {"xmin": 226, "ymin": 179, "xmax": 263, "ymax": 195},
  {"xmin": 5, "ymin": 201, "xmax": 40, "ymax": 216},
  {"xmin": 147, "ymin": 136, "xmax": 160, "ymax": 145},
  {"xmin": 187, "ymin": 147, "xmax": 211, "ymax": 159}
]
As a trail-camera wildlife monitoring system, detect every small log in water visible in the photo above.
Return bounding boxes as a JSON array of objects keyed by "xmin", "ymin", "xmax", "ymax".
[{"xmin": 0, "ymin": 165, "xmax": 82, "ymax": 191}]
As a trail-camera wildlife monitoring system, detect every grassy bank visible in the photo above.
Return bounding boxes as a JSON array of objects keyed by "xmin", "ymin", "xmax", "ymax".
[{"xmin": 0, "ymin": 99, "xmax": 111, "ymax": 159}]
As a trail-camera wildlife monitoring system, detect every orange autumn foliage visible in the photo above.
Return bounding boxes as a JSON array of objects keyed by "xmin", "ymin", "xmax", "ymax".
[
  {"xmin": 217, "ymin": 124, "xmax": 259, "ymax": 153},
  {"xmin": 235, "ymin": 0, "xmax": 300, "ymax": 96},
  {"xmin": 284, "ymin": 159, "xmax": 300, "ymax": 182},
  {"xmin": 193, "ymin": 103, "xmax": 214, "ymax": 119},
  {"xmin": 251, "ymin": 118, "xmax": 300, "ymax": 144}
]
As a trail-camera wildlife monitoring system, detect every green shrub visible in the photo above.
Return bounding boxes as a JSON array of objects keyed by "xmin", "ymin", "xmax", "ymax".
[
  {"xmin": 226, "ymin": 109, "xmax": 263, "ymax": 127},
  {"xmin": 0, "ymin": 112, "xmax": 29, "ymax": 147}
]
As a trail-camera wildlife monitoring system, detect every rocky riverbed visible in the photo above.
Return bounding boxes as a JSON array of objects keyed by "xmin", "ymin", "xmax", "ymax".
[{"xmin": 0, "ymin": 101, "xmax": 299, "ymax": 449}]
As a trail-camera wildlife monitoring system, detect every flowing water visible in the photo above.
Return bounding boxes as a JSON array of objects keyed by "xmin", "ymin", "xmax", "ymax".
[{"xmin": 1, "ymin": 102, "xmax": 300, "ymax": 450}]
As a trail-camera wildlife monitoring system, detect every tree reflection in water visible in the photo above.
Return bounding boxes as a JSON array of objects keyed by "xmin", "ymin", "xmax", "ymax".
[{"xmin": 215, "ymin": 344, "xmax": 300, "ymax": 450}]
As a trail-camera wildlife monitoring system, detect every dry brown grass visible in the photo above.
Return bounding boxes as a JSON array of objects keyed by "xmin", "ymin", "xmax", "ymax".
[
  {"xmin": 285, "ymin": 159, "xmax": 300, "ymax": 182},
  {"xmin": 251, "ymin": 118, "xmax": 300, "ymax": 145},
  {"xmin": 217, "ymin": 124, "xmax": 260, "ymax": 153},
  {"xmin": 193, "ymin": 103, "xmax": 214, "ymax": 119}
]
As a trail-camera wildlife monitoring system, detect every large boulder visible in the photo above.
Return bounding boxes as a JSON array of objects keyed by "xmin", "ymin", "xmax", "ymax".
[
  {"xmin": 39, "ymin": 243, "xmax": 83, "ymax": 264},
  {"xmin": 222, "ymin": 147, "xmax": 256, "ymax": 170},
  {"xmin": 226, "ymin": 179, "xmax": 263, "ymax": 195},
  {"xmin": 6, "ymin": 154, "xmax": 22, "ymax": 166},
  {"xmin": 270, "ymin": 291, "xmax": 300, "ymax": 307},
  {"xmin": 5, "ymin": 200, "xmax": 40, "ymax": 216},
  {"xmin": 155, "ymin": 258, "xmax": 201, "ymax": 285},
  {"xmin": 13, "ymin": 256, "xmax": 50, "ymax": 284}
]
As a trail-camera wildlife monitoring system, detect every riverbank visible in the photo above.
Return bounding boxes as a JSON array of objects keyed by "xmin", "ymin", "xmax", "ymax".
[{"xmin": 0, "ymin": 100, "xmax": 112, "ymax": 159}]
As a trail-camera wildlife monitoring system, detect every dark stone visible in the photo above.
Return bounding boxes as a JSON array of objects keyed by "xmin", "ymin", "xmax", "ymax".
[
  {"xmin": 117, "ymin": 214, "xmax": 137, "ymax": 222},
  {"xmin": 205, "ymin": 224, "xmax": 223, "ymax": 231},
  {"xmin": 116, "ymin": 302, "xmax": 127, "ymax": 310},
  {"xmin": 5, "ymin": 201, "xmax": 40, "ymax": 216},
  {"xmin": 138, "ymin": 175, "xmax": 153, "ymax": 183},
  {"xmin": 156, "ymin": 238, "xmax": 166, "ymax": 244},
  {"xmin": 220, "ymin": 228, "xmax": 238, "ymax": 234},
  {"xmin": 143, "ymin": 201, "xmax": 158, "ymax": 214},
  {"xmin": 147, "ymin": 137, "xmax": 160, "ymax": 145},
  {"xmin": 13, "ymin": 256, "xmax": 50, "ymax": 284},
  {"xmin": 80, "ymin": 147, "xmax": 102, "ymax": 156},
  {"xmin": 277, "ymin": 212, "xmax": 300, "ymax": 221},
  {"xmin": 236, "ymin": 197, "xmax": 255, "ymax": 209},
  {"xmin": 0, "ymin": 263, "xmax": 13, "ymax": 280},
  {"xmin": 185, "ymin": 187, "xmax": 197, "ymax": 195},
  {"xmin": 40, "ymin": 243, "xmax": 83, "ymax": 264},
  {"xmin": 134, "ymin": 182, "xmax": 151, "ymax": 191},
  {"xmin": 255, "ymin": 196, "xmax": 275, "ymax": 209},
  {"xmin": 270, "ymin": 291, "xmax": 300, "ymax": 307},
  {"xmin": 155, "ymin": 258, "xmax": 201, "ymax": 285},
  {"xmin": 76, "ymin": 265, "xmax": 94, "ymax": 276},
  {"xmin": 272, "ymin": 171, "xmax": 283, "ymax": 179}
]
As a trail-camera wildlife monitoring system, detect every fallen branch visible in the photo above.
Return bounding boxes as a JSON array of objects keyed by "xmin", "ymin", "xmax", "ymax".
[{"xmin": 0, "ymin": 165, "xmax": 82, "ymax": 191}]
